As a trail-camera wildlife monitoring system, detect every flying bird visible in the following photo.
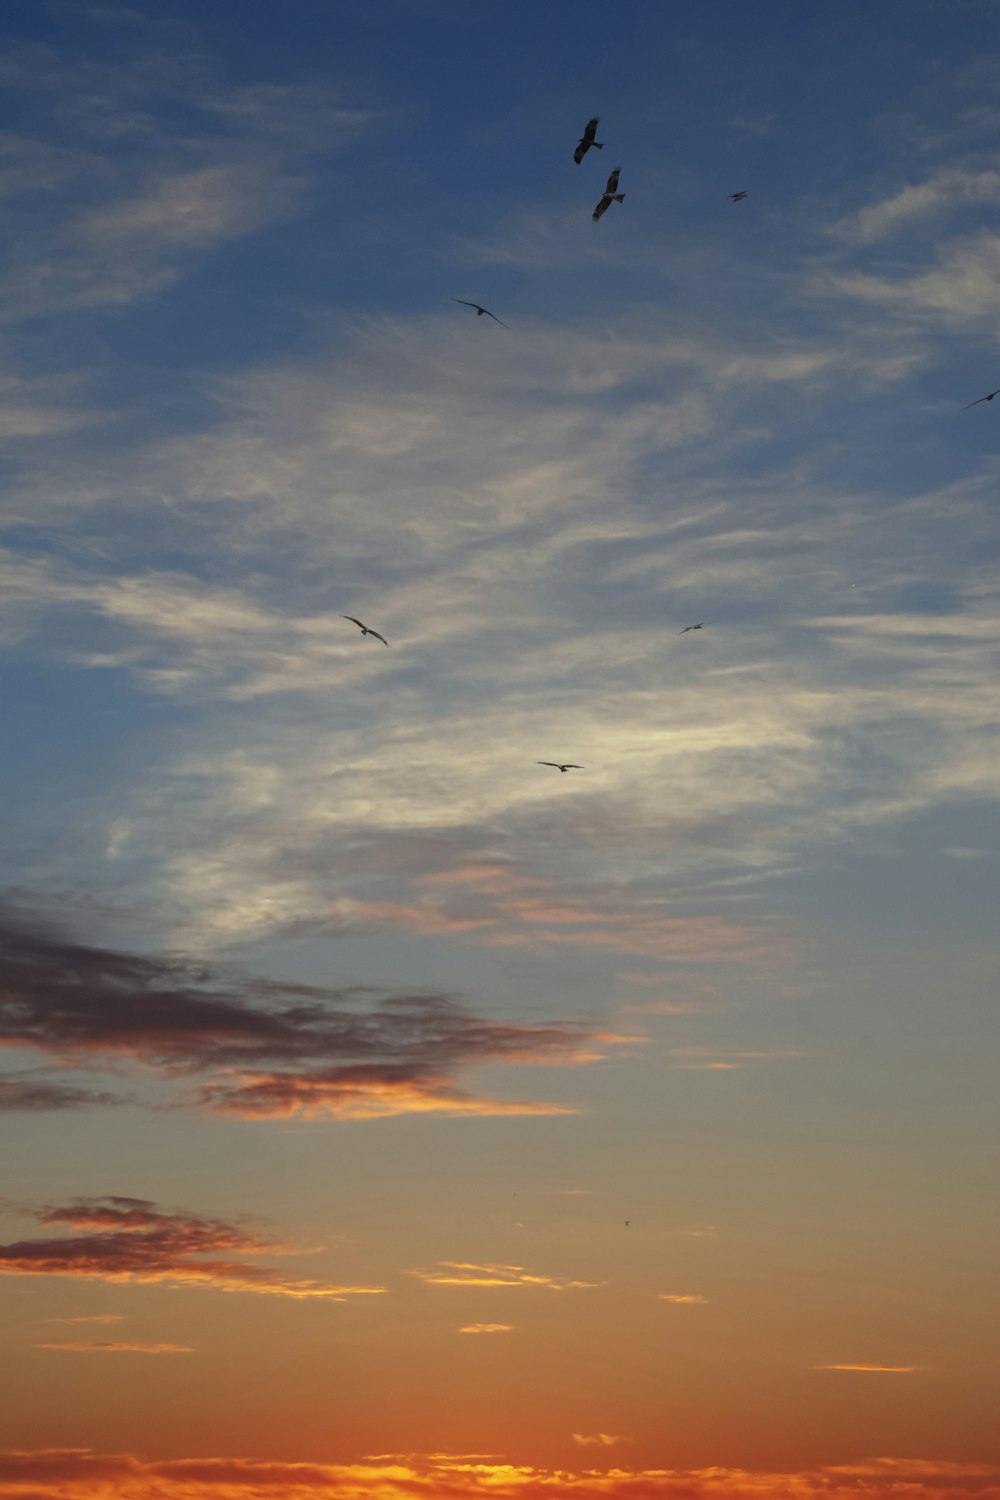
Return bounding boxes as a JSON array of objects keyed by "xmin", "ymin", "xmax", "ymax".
[
  {"xmin": 538, "ymin": 762, "xmax": 583, "ymax": 773},
  {"xmin": 730, "ymin": 191, "xmax": 748, "ymax": 202},
  {"xmin": 593, "ymin": 167, "xmax": 625, "ymax": 222},
  {"xmin": 679, "ymin": 623, "xmax": 705, "ymax": 634},
  {"xmin": 342, "ymin": 616, "xmax": 388, "ymax": 645},
  {"xmin": 962, "ymin": 387, "xmax": 1000, "ymax": 409},
  {"xmin": 574, "ymin": 116, "xmax": 603, "ymax": 164},
  {"xmin": 453, "ymin": 299, "xmax": 507, "ymax": 327}
]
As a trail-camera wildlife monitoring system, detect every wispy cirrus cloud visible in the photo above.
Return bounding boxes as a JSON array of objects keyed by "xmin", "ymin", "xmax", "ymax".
[
  {"xmin": 571, "ymin": 1433, "xmax": 629, "ymax": 1449},
  {"xmin": 36, "ymin": 1341, "xmax": 195, "ymax": 1354},
  {"xmin": 830, "ymin": 167, "xmax": 1000, "ymax": 244},
  {"xmin": 0, "ymin": 902, "xmax": 604, "ymax": 1120},
  {"xmin": 411, "ymin": 1261, "xmax": 600, "ymax": 1291},
  {"xmin": 817, "ymin": 1364, "xmax": 920, "ymax": 1374},
  {"xmin": 1, "ymin": 1448, "xmax": 996, "ymax": 1499},
  {"xmin": 657, "ymin": 1293, "xmax": 708, "ymax": 1305},
  {"xmin": 457, "ymin": 1323, "xmax": 512, "ymax": 1335},
  {"xmin": 0, "ymin": 1196, "xmax": 383, "ymax": 1301}
]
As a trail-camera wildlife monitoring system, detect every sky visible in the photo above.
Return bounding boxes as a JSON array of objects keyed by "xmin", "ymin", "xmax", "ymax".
[{"xmin": 1, "ymin": 1, "xmax": 999, "ymax": 1496}]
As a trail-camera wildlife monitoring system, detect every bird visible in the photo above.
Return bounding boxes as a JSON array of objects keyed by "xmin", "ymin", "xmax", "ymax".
[
  {"xmin": 962, "ymin": 387, "xmax": 1000, "ymax": 409},
  {"xmin": 453, "ymin": 299, "xmax": 506, "ymax": 327},
  {"xmin": 574, "ymin": 116, "xmax": 603, "ymax": 164},
  {"xmin": 730, "ymin": 191, "xmax": 748, "ymax": 202},
  {"xmin": 342, "ymin": 616, "xmax": 388, "ymax": 645},
  {"xmin": 593, "ymin": 167, "xmax": 625, "ymax": 222},
  {"xmin": 538, "ymin": 762, "xmax": 583, "ymax": 773},
  {"xmin": 679, "ymin": 623, "xmax": 705, "ymax": 634},
  {"xmin": 625, "ymin": 1220, "xmax": 631, "ymax": 1228}
]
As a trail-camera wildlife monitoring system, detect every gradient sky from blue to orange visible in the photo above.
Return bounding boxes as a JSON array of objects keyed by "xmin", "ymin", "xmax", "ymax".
[{"xmin": 1, "ymin": 2, "xmax": 999, "ymax": 1494}]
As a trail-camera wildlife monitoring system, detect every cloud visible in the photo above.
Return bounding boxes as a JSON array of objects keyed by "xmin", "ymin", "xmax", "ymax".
[
  {"xmin": 0, "ymin": 1078, "xmax": 123, "ymax": 1112},
  {"xmin": 35, "ymin": 1341, "xmax": 195, "ymax": 1353},
  {"xmin": 817, "ymin": 1364, "xmax": 919, "ymax": 1374},
  {"xmin": 571, "ymin": 1434, "xmax": 629, "ymax": 1449},
  {"xmin": 411, "ymin": 1261, "xmax": 601, "ymax": 1291},
  {"xmin": 0, "ymin": 903, "xmax": 604, "ymax": 1120},
  {"xmin": 0, "ymin": 1196, "xmax": 384, "ymax": 1301},
  {"xmin": 823, "ymin": 230, "xmax": 1000, "ymax": 325},
  {"xmin": 47, "ymin": 1315, "xmax": 123, "ymax": 1324},
  {"xmin": 457, "ymin": 1324, "xmax": 512, "ymax": 1334},
  {"xmin": 657, "ymin": 1293, "xmax": 708, "ymax": 1304},
  {"xmin": 0, "ymin": 1448, "xmax": 998, "ymax": 1499},
  {"xmin": 831, "ymin": 167, "xmax": 1000, "ymax": 243}
]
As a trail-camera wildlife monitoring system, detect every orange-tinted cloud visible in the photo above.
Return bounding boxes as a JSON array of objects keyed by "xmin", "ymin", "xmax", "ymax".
[
  {"xmin": 35, "ymin": 1341, "xmax": 195, "ymax": 1353},
  {"xmin": 657, "ymin": 1293, "xmax": 708, "ymax": 1304},
  {"xmin": 817, "ymin": 1364, "xmax": 919, "ymax": 1373},
  {"xmin": 0, "ymin": 904, "xmax": 602, "ymax": 1121},
  {"xmin": 411, "ymin": 1261, "xmax": 601, "ymax": 1291},
  {"xmin": 0, "ymin": 1196, "xmax": 384, "ymax": 1301},
  {"xmin": 457, "ymin": 1323, "xmax": 513, "ymax": 1334},
  {"xmin": 1, "ymin": 1448, "xmax": 998, "ymax": 1499},
  {"xmin": 571, "ymin": 1433, "xmax": 629, "ymax": 1448},
  {"xmin": 47, "ymin": 1315, "xmax": 123, "ymax": 1325}
]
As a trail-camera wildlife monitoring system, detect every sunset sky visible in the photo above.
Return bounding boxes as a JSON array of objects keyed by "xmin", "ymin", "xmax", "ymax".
[{"xmin": 2, "ymin": 2, "xmax": 999, "ymax": 1497}]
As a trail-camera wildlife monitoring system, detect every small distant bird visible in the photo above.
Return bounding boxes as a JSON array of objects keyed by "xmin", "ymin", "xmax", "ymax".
[
  {"xmin": 679, "ymin": 623, "xmax": 705, "ymax": 634},
  {"xmin": 962, "ymin": 387, "xmax": 1000, "ymax": 409},
  {"xmin": 625, "ymin": 1220, "xmax": 631, "ymax": 1228},
  {"xmin": 343, "ymin": 616, "xmax": 388, "ymax": 645},
  {"xmin": 453, "ymin": 299, "xmax": 506, "ymax": 327},
  {"xmin": 592, "ymin": 167, "xmax": 625, "ymax": 222},
  {"xmin": 574, "ymin": 116, "xmax": 603, "ymax": 164},
  {"xmin": 538, "ymin": 762, "xmax": 583, "ymax": 773},
  {"xmin": 730, "ymin": 191, "xmax": 748, "ymax": 203}
]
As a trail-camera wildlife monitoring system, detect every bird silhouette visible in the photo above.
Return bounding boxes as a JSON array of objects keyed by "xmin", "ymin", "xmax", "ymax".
[
  {"xmin": 592, "ymin": 167, "xmax": 625, "ymax": 222},
  {"xmin": 962, "ymin": 387, "xmax": 1000, "ymax": 409},
  {"xmin": 679, "ymin": 623, "xmax": 705, "ymax": 634},
  {"xmin": 730, "ymin": 191, "xmax": 748, "ymax": 202},
  {"xmin": 342, "ymin": 616, "xmax": 388, "ymax": 645},
  {"xmin": 538, "ymin": 762, "xmax": 583, "ymax": 773},
  {"xmin": 574, "ymin": 116, "xmax": 603, "ymax": 164},
  {"xmin": 453, "ymin": 299, "xmax": 507, "ymax": 327}
]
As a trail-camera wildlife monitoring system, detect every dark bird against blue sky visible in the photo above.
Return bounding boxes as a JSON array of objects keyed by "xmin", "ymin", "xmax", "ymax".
[
  {"xmin": 592, "ymin": 166, "xmax": 625, "ymax": 222},
  {"xmin": 573, "ymin": 116, "xmax": 603, "ymax": 164},
  {"xmin": 452, "ymin": 299, "xmax": 507, "ymax": 326}
]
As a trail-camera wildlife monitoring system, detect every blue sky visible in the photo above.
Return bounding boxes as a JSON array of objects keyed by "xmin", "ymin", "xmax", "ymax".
[{"xmin": 1, "ymin": 0, "xmax": 999, "ymax": 1483}]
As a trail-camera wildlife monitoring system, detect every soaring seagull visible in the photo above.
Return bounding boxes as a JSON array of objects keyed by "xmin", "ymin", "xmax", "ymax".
[
  {"xmin": 574, "ymin": 116, "xmax": 603, "ymax": 164},
  {"xmin": 343, "ymin": 616, "xmax": 388, "ymax": 645},
  {"xmin": 538, "ymin": 762, "xmax": 583, "ymax": 773},
  {"xmin": 730, "ymin": 190, "xmax": 748, "ymax": 202},
  {"xmin": 453, "ymin": 299, "xmax": 507, "ymax": 327},
  {"xmin": 962, "ymin": 387, "xmax": 1000, "ymax": 409},
  {"xmin": 593, "ymin": 167, "xmax": 625, "ymax": 222},
  {"xmin": 679, "ymin": 623, "xmax": 705, "ymax": 634}
]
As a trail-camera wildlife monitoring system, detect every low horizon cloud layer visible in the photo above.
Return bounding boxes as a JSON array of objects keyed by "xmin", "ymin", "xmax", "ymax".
[{"xmin": 1, "ymin": 1449, "xmax": 999, "ymax": 1500}]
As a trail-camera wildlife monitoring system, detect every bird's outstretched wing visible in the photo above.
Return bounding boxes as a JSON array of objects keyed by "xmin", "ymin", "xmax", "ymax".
[
  {"xmin": 368, "ymin": 629, "xmax": 389, "ymax": 646},
  {"xmin": 962, "ymin": 388, "xmax": 1000, "ymax": 408},
  {"xmin": 481, "ymin": 307, "xmax": 507, "ymax": 326},
  {"xmin": 730, "ymin": 191, "xmax": 748, "ymax": 202},
  {"xmin": 679, "ymin": 624, "xmax": 705, "ymax": 633},
  {"xmin": 538, "ymin": 762, "xmax": 562, "ymax": 768},
  {"xmin": 605, "ymin": 167, "xmax": 621, "ymax": 194},
  {"xmin": 343, "ymin": 615, "xmax": 365, "ymax": 630},
  {"xmin": 592, "ymin": 194, "xmax": 612, "ymax": 222},
  {"xmin": 561, "ymin": 764, "xmax": 583, "ymax": 769}
]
